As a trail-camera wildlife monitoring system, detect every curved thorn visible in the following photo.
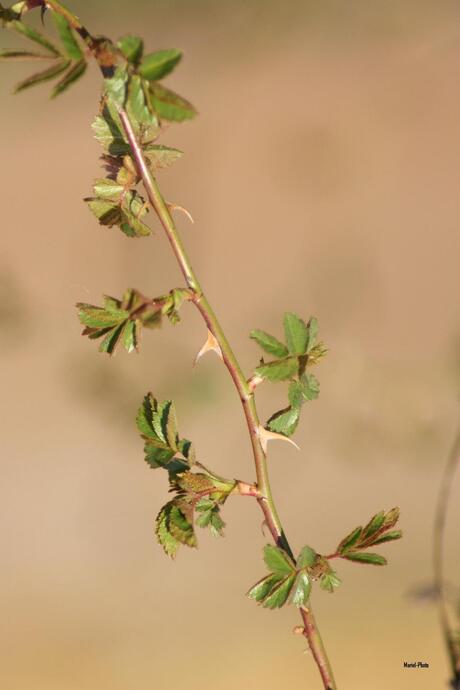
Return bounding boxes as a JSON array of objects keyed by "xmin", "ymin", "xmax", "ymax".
[
  {"xmin": 167, "ymin": 202, "xmax": 194, "ymax": 224},
  {"xmin": 194, "ymin": 329, "xmax": 223, "ymax": 366},
  {"xmin": 257, "ymin": 425, "xmax": 300, "ymax": 453}
]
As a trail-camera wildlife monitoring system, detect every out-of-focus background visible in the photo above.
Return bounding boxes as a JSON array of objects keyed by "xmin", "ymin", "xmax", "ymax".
[{"xmin": 1, "ymin": 1, "xmax": 460, "ymax": 688}]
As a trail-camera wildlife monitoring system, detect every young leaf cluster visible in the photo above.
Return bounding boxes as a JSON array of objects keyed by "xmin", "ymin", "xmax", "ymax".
[
  {"xmin": 247, "ymin": 544, "xmax": 341, "ymax": 610},
  {"xmin": 136, "ymin": 393, "xmax": 237, "ymax": 557},
  {"xmin": 1, "ymin": 8, "xmax": 87, "ymax": 96},
  {"xmin": 250, "ymin": 313, "xmax": 327, "ymax": 437},
  {"xmin": 77, "ymin": 287, "xmax": 191, "ymax": 355},
  {"xmin": 334, "ymin": 508, "xmax": 402, "ymax": 566}
]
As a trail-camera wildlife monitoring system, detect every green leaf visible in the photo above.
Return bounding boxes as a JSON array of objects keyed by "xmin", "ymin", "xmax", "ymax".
[
  {"xmin": 86, "ymin": 198, "xmax": 122, "ymax": 226},
  {"xmin": 288, "ymin": 381, "xmax": 303, "ymax": 408},
  {"xmin": 383, "ymin": 507, "xmax": 400, "ymax": 530},
  {"xmin": 267, "ymin": 407, "xmax": 300, "ymax": 437},
  {"xmin": 144, "ymin": 144, "xmax": 183, "ymax": 171},
  {"xmin": 92, "ymin": 178, "xmax": 124, "ymax": 201},
  {"xmin": 263, "ymin": 544, "xmax": 295, "ymax": 576},
  {"xmin": 14, "ymin": 59, "xmax": 70, "ymax": 93},
  {"xmin": 262, "ymin": 573, "xmax": 296, "ymax": 609},
  {"xmin": 148, "ymin": 83, "xmax": 197, "ymax": 122},
  {"xmin": 255, "ymin": 357, "xmax": 298, "ymax": 382},
  {"xmin": 209, "ymin": 510, "xmax": 225, "ymax": 537},
  {"xmin": 51, "ymin": 59, "xmax": 86, "ymax": 98},
  {"xmin": 343, "ymin": 552, "xmax": 387, "ymax": 566},
  {"xmin": 168, "ymin": 504, "xmax": 197, "ymax": 548},
  {"xmin": 250, "ymin": 329, "xmax": 288, "ymax": 358},
  {"xmin": 299, "ymin": 373, "xmax": 320, "ymax": 401},
  {"xmin": 156, "ymin": 503, "xmax": 180, "ymax": 558},
  {"xmin": 77, "ymin": 303, "xmax": 128, "ymax": 328},
  {"xmin": 52, "ymin": 12, "xmax": 82, "ymax": 60},
  {"xmin": 247, "ymin": 573, "xmax": 284, "ymax": 603},
  {"xmin": 122, "ymin": 319, "xmax": 137, "ymax": 353},
  {"xmin": 306, "ymin": 317, "xmax": 319, "ymax": 354},
  {"xmin": 121, "ymin": 191, "xmax": 151, "ymax": 237},
  {"xmin": 11, "ymin": 19, "xmax": 60, "ymax": 56},
  {"xmin": 362, "ymin": 511, "xmax": 385, "ymax": 540},
  {"xmin": 98, "ymin": 322, "xmax": 124, "ymax": 354},
  {"xmin": 137, "ymin": 394, "xmax": 195, "ymax": 474},
  {"xmin": 104, "ymin": 66, "xmax": 128, "ymax": 107},
  {"xmin": 320, "ymin": 570, "xmax": 342, "ymax": 593},
  {"xmin": 117, "ymin": 34, "xmax": 144, "ymax": 64},
  {"xmin": 337, "ymin": 526, "xmax": 362, "ymax": 554},
  {"xmin": 127, "ymin": 75, "xmax": 156, "ymax": 125},
  {"xmin": 284, "ymin": 312, "xmax": 309, "ymax": 355},
  {"xmin": 144, "ymin": 445, "xmax": 179, "ymax": 470},
  {"xmin": 139, "ymin": 48, "xmax": 182, "ymax": 81},
  {"xmin": 92, "ymin": 105, "xmax": 130, "ymax": 155},
  {"xmin": 372, "ymin": 530, "xmax": 403, "ymax": 545},
  {"xmin": 291, "ymin": 571, "xmax": 311, "ymax": 607},
  {"xmin": 297, "ymin": 545, "xmax": 317, "ymax": 569},
  {"xmin": 0, "ymin": 50, "xmax": 56, "ymax": 60}
]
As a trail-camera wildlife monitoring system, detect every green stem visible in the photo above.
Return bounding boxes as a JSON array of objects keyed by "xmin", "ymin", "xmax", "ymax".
[
  {"xmin": 433, "ymin": 423, "xmax": 460, "ymax": 688},
  {"xmin": 41, "ymin": 2, "xmax": 337, "ymax": 687},
  {"xmin": 119, "ymin": 109, "xmax": 337, "ymax": 690}
]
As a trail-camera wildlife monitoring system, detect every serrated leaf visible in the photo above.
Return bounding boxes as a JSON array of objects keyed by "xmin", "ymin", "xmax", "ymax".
[
  {"xmin": 284, "ymin": 312, "xmax": 309, "ymax": 355},
  {"xmin": 156, "ymin": 503, "xmax": 180, "ymax": 558},
  {"xmin": 299, "ymin": 373, "xmax": 320, "ymax": 401},
  {"xmin": 165, "ymin": 402, "xmax": 179, "ymax": 450},
  {"xmin": 362, "ymin": 511, "xmax": 385, "ymax": 540},
  {"xmin": 291, "ymin": 571, "xmax": 311, "ymax": 607},
  {"xmin": 148, "ymin": 83, "xmax": 197, "ymax": 122},
  {"xmin": 14, "ymin": 58, "xmax": 70, "ymax": 92},
  {"xmin": 98, "ymin": 322, "xmax": 125, "ymax": 355},
  {"xmin": 250, "ymin": 329, "xmax": 288, "ymax": 358},
  {"xmin": 127, "ymin": 75, "xmax": 155, "ymax": 125},
  {"xmin": 195, "ymin": 495, "xmax": 215, "ymax": 511},
  {"xmin": 209, "ymin": 510, "xmax": 225, "ymax": 537},
  {"xmin": 105, "ymin": 66, "xmax": 128, "ymax": 106},
  {"xmin": 51, "ymin": 58, "xmax": 86, "ymax": 97},
  {"xmin": 255, "ymin": 357, "xmax": 298, "ymax": 382},
  {"xmin": 320, "ymin": 570, "xmax": 342, "ymax": 593},
  {"xmin": 383, "ymin": 507, "xmax": 400, "ymax": 530},
  {"xmin": 117, "ymin": 34, "xmax": 143, "ymax": 64},
  {"xmin": 306, "ymin": 317, "xmax": 319, "ymax": 353},
  {"xmin": 195, "ymin": 509, "xmax": 213, "ymax": 528},
  {"xmin": 86, "ymin": 198, "xmax": 122, "ymax": 226},
  {"xmin": 93, "ymin": 178, "xmax": 124, "ymax": 201},
  {"xmin": 263, "ymin": 544, "xmax": 295, "ymax": 576},
  {"xmin": 11, "ymin": 19, "xmax": 60, "ymax": 56},
  {"xmin": 144, "ymin": 444, "xmax": 180, "ymax": 470},
  {"xmin": 144, "ymin": 144, "xmax": 183, "ymax": 171},
  {"xmin": 77, "ymin": 304, "xmax": 128, "ymax": 328},
  {"xmin": 297, "ymin": 545, "xmax": 317, "ymax": 569},
  {"xmin": 92, "ymin": 107, "xmax": 130, "ymax": 155},
  {"xmin": 343, "ymin": 552, "xmax": 387, "ymax": 566},
  {"xmin": 120, "ymin": 208, "xmax": 151, "ymax": 237},
  {"xmin": 122, "ymin": 319, "xmax": 137, "ymax": 353},
  {"xmin": 52, "ymin": 12, "xmax": 82, "ymax": 60},
  {"xmin": 338, "ymin": 526, "xmax": 363, "ymax": 554},
  {"xmin": 168, "ymin": 504, "xmax": 196, "ymax": 548},
  {"xmin": 288, "ymin": 381, "xmax": 303, "ymax": 408},
  {"xmin": 262, "ymin": 573, "xmax": 296, "ymax": 609},
  {"xmin": 139, "ymin": 48, "xmax": 182, "ymax": 81},
  {"xmin": 372, "ymin": 530, "xmax": 403, "ymax": 545},
  {"xmin": 247, "ymin": 573, "xmax": 284, "ymax": 603},
  {"xmin": 267, "ymin": 407, "xmax": 300, "ymax": 437}
]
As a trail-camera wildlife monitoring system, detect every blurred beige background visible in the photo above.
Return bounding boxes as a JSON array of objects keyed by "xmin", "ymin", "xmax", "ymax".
[{"xmin": 1, "ymin": 1, "xmax": 460, "ymax": 688}]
